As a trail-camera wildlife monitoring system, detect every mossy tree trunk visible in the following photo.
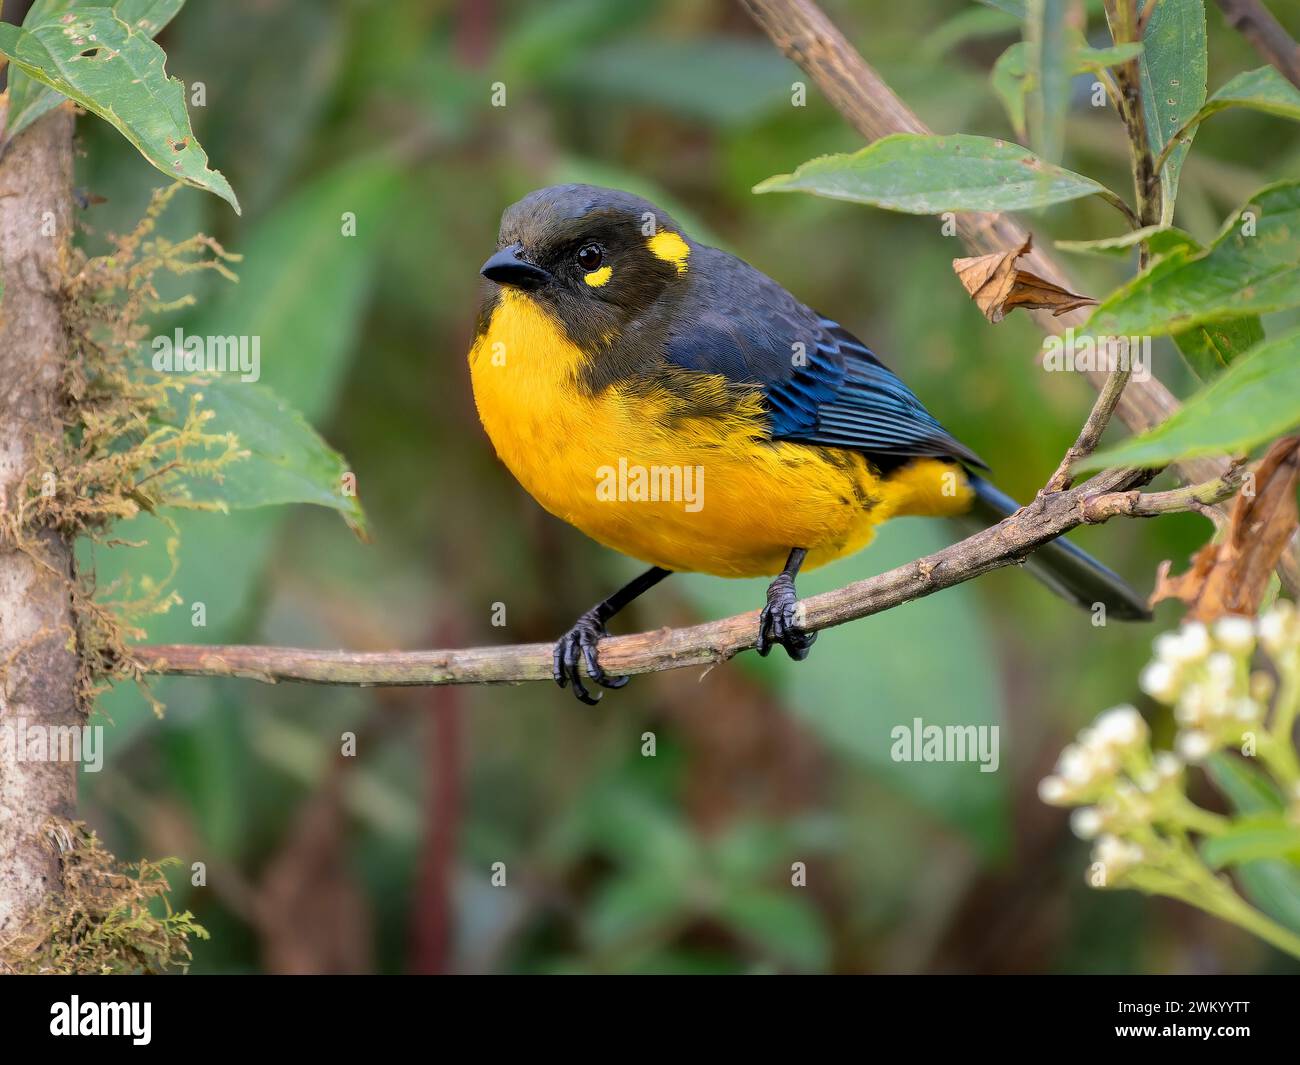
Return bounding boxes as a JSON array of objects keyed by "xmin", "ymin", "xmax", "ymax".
[{"xmin": 0, "ymin": 105, "xmax": 79, "ymax": 959}]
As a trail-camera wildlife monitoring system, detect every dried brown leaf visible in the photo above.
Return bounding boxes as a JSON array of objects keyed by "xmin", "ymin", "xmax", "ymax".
[
  {"xmin": 1150, "ymin": 437, "xmax": 1300, "ymax": 621},
  {"xmin": 953, "ymin": 236, "xmax": 1097, "ymax": 323}
]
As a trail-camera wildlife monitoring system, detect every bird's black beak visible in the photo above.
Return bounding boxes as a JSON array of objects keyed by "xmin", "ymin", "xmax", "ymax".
[{"xmin": 480, "ymin": 243, "xmax": 552, "ymax": 290}]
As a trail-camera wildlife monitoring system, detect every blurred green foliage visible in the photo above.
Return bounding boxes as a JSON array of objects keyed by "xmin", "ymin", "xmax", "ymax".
[{"xmin": 40, "ymin": 0, "xmax": 1300, "ymax": 973}]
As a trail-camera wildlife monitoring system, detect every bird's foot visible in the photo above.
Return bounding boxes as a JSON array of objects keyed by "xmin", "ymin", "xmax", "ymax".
[
  {"xmin": 757, "ymin": 571, "xmax": 816, "ymax": 660},
  {"xmin": 553, "ymin": 608, "xmax": 630, "ymax": 705}
]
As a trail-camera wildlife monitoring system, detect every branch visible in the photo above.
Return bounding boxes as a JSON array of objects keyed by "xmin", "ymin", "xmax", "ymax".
[
  {"xmin": 1045, "ymin": 363, "xmax": 1133, "ymax": 493},
  {"xmin": 134, "ymin": 467, "xmax": 1153, "ymax": 686},
  {"xmin": 1213, "ymin": 0, "xmax": 1300, "ymax": 89},
  {"xmin": 1079, "ymin": 464, "xmax": 1248, "ymax": 521}
]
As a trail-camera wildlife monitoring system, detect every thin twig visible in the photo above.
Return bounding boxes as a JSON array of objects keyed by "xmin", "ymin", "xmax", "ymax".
[
  {"xmin": 1045, "ymin": 363, "xmax": 1133, "ymax": 493},
  {"xmin": 132, "ymin": 467, "xmax": 1150, "ymax": 686},
  {"xmin": 1079, "ymin": 465, "xmax": 1247, "ymax": 522},
  {"xmin": 1213, "ymin": 0, "xmax": 1300, "ymax": 89}
]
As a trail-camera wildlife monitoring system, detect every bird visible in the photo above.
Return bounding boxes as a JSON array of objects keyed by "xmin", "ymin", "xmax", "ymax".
[{"xmin": 468, "ymin": 184, "xmax": 1150, "ymax": 704}]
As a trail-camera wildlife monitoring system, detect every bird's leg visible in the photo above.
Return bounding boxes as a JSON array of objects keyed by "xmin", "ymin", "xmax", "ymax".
[
  {"xmin": 757, "ymin": 547, "xmax": 816, "ymax": 660},
  {"xmin": 554, "ymin": 566, "xmax": 671, "ymax": 704}
]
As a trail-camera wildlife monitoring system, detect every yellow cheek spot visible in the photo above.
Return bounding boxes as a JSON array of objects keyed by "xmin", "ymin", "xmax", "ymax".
[
  {"xmin": 583, "ymin": 265, "xmax": 613, "ymax": 287},
  {"xmin": 647, "ymin": 230, "xmax": 689, "ymax": 274}
]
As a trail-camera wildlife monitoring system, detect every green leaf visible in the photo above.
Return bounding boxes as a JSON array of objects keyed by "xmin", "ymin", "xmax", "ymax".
[
  {"xmin": 1088, "ymin": 181, "xmax": 1300, "ymax": 336},
  {"xmin": 5, "ymin": 0, "xmax": 184, "ymax": 143},
  {"xmin": 1206, "ymin": 753, "xmax": 1284, "ymax": 812},
  {"xmin": 1187, "ymin": 65, "xmax": 1300, "ymax": 129},
  {"xmin": 1139, "ymin": 0, "xmax": 1207, "ymax": 224},
  {"xmin": 754, "ymin": 134, "xmax": 1116, "ymax": 214},
  {"xmin": 1055, "ymin": 224, "xmax": 1173, "ymax": 257},
  {"xmin": 1026, "ymin": 0, "xmax": 1069, "ymax": 162},
  {"xmin": 1235, "ymin": 859, "xmax": 1300, "ymax": 936},
  {"xmin": 0, "ymin": 4, "xmax": 238, "ymax": 212},
  {"xmin": 1173, "ymin": 315, "xmax": 1265, "ymax": 382},
  {"xmin": 1078, "ymin": 325, "xmax": 1300, "ymax": 469},
  {"xmin": 1201, "ymin": 816, "xmax": 1300, "ymax": 869},
  {"xmin": 1070, "ymin": 226, "xmax": 1270, "ymax": 380},
  {"xmin": 991, "ymin": 39, "xmax": 1142, "ymax": 140},
  {"xmin": 162, "ymin": 377, "xmax": 365, "ymax": 535},
  {"xmin": 1204, "ymin": 755, "xmax": 1300, "ymax": 934},
  {"xmin": 991, "ymin": 43, "xmax": 1031, "ymax": 138}
]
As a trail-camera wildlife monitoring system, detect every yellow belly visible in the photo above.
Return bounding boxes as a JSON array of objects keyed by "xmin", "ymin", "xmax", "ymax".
[{"xmin": 468, "ymin": 291, "xmax": 971, "ymax": 577}]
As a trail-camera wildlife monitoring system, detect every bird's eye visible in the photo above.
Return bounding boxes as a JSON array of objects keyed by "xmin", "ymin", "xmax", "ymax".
[{"xmin": 576, "ymin": 243, "xmax": 603, "ymax": 271}]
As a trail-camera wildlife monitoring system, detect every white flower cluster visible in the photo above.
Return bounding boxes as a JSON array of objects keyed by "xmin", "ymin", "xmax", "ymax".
[
  {"xmin": 1039, "ymin": 603, "xmax": 1300, "ymax": 904},
  {"xmin": 1039, "ymin": 706, "xmax": 1182, "ymax": 886},
  {"xmin": 1137, "ymin": 608, "xmax": 1300, "ymax": 763},
  {"xmin": 1091, "ymin": 834, "xmax": 1145, "ymax": 882},
  {"xmin": 1259, "ymin": 600, "xmax": 1300, "ymax": 658},
  {"xmin": 1038, "ymin": 705, "xmax": 1150, "ymax": 807}
]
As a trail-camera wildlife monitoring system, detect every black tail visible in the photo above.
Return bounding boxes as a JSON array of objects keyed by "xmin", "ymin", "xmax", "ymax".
[{"xmin": 965, "ymin": 476, "xmax": 1152, "ymax": 622}]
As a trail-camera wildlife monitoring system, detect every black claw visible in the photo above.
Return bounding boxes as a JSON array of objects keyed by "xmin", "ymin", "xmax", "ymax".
[
  {"xmin": 758, "ymin": 571, "xmax": 817, "ymax": 661},
  {"xmin": 552, "ymin": 609, "xmax": 629, "ymax": 705}
]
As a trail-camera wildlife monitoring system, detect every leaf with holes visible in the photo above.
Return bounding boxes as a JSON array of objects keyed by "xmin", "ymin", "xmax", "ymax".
[
  {"xmin": 4, "ymin": 0, "xmax": 185, "ymax": 143},
  {"xmin": 0, "ymin": 3, "xmax": 238, "ymax": 212}
]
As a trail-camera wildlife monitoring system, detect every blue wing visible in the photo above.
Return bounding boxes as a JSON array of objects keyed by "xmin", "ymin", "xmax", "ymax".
[{"xmin": 663, "ymin": 246, "xmax": 986, "ymax": 469}]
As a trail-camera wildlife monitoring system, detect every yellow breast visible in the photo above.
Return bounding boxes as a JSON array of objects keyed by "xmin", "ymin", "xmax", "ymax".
[{"xmin": 468, "ymin": 291, "xmax": 970, "ymax": 577}]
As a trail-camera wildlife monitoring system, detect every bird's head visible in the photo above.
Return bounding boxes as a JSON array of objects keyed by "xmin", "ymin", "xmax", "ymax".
[{"xmin": 479, "ymin": 184, "xmax": 692, "ymax": 342}]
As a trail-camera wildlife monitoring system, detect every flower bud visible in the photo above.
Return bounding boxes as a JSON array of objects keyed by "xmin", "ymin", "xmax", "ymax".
[
  {"xmin": 1176, "ymin": 730, "xmax": 1214, "ymax": 763},
  {"xmin": 1070, "ymin": 807, "xmax": 1103, "ymax": 839},
  {"xmin": 1140, "ymin": 661, "xmax": 1179, "ymax": 703},
  {"xmin": 1214, "ymin": 616, "xmax": 1256, "ymax": 655}
]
